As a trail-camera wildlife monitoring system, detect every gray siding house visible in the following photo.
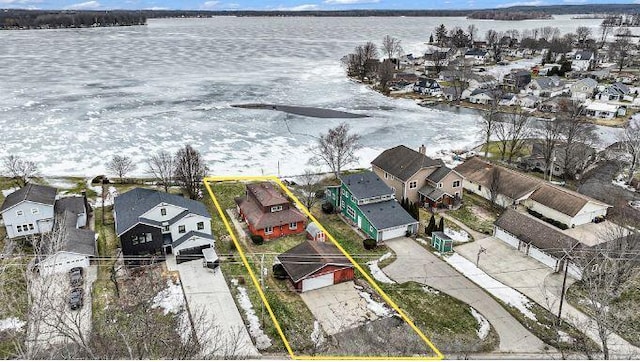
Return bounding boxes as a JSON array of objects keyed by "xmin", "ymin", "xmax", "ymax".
[{"xmin": 0, "ymin": 184, "xmax": 57, "ymax": 239}]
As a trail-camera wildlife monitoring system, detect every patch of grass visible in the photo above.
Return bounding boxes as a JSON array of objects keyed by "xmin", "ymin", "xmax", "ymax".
[
  {"xmin": 382, "ymin": 282, "xmax": 498, "ymax": 353},
  {"xmin": 447, "ymin": 193, "xmax": 497, "ymax": 235},
  {"xmin": 64, "ymin": 177, "xmax": 98, "ymax": 198},
  {"xmin": 0, "ymin": 257, "xmax": 29, "ymax": 358},
  {"xmin": 480, "ymin": 140, "xmax": 531, "ymax": 162}
]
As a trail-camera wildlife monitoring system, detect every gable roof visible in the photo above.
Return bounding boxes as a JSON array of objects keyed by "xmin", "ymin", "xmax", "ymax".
[
  {"xmin": 235, "ymin": 195, "xmax": 306, "ymax": 230},
  {"xmin": 465, "ymin": 48, "xmax": 487, "ymax": 56},
  {"xmin": 574, "ymin": 50, "xmax": 593, "ymax": 60},
  {"xmin": 358, "ymin": 200, "xmax": 417, "ymax": 230},
  {"xmin": 529, "ymin": 184, "xmax": 611, "ymax": 217},
  {"xmin": 371, "ymin": 145, "xmax": 444, "ymax": 182},
  {"xmin": 495, "ymin": 209, "xmax": 582, "ymax": 259},
  {"xmin": 573, "ymin": 78, "xmax": 598, "ymax": 89},
  {"xmin": 426, "ymin": 166, "xmax": 454, "ymax": 183},
  {"xmin": 114, "ymin": 188, "xmax": 210, "ymax": 236},
  {"xmin": 56, "ymin": 210, "xmax": 96, "ymax": 256},
  {"xmin": 0, "ymin": 183, "xmax": 57, "ymax": 212},
  {"xmin": 172, "ymin": 230, "xmax": 214, "ymax": 248},
  {"xmin": 454, "ymin": 157, "xmax": 541, "ymax": 200},
  {"xmin": 277, "ymin": 240, "xmax": 352, "ymax": 283},
  {"xmin": 340, "ymin": 171, "xmax": 394, "ymax": 199},
  {"xmin": 54, "ymin": 196, "xmax": 86, "ymax": 216},
  {"xmin": 247, "ymin": 182, "xmax": 289, "ymax": 207}
]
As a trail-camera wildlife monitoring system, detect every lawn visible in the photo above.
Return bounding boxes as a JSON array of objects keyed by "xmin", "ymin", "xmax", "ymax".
[
  {"xmin": 0, "ymin": 258, "xmax": 29, "ymax": 358},
  {"xmin": 92, "ymin": 206, "xmax": 120, "ymax": 315},
  {"xmin": 381, "ymin": 281, "xmax": 498, "ymax": 354},
  {"xmin": 479, "ymin": 140, "xmax": 532, "ymax": 162},
  {"xmin": 447, "ymin": 193, "xmax": 499, "ymax": 235}
]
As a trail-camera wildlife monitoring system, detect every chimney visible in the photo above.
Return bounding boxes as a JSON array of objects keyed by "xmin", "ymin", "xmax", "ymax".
[{"xmin": 418, "ymin": 144, "xmax": 426, "ymax": 154}]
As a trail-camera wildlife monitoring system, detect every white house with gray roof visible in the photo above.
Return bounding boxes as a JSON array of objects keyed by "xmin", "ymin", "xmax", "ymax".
[
  {"xmin": 113, "ymin": 188, "xmax": 214, "ymax": 263},
  {"xmin": 570, "ymin": 78, "xmax": 598, "ymax": 101},
  {"xmin": 572, "ymin": 50, "xmax": 595, "ymax": 71},
  {"xmin": 326, "ymin": 171, "xmax": 418, "ymax": 242},
  {"xmin": 0, "ymin": 183, "xmax": 57, "ymax": 239}
]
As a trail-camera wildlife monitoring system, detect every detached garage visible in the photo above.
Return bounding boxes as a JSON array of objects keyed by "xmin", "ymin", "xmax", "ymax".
[
  {"xmin": 494, "ymin": 209, "xmax": 584, "ymax": 274},
  {"xmin": 36, "ymin": 220, "xmax": 96, "ymax": 276},
  {"xmin": 276, "ymin": 240, "xmax": 354, "ymax": 293}
]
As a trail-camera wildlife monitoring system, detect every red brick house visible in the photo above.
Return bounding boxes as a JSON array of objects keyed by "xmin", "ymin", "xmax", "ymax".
[
  {"xmin": 276, "ymin": 240, "xmax": 354, "ymax": 292},
  {"xmin": 235, "ymin": 182, "xmax": 306, "ymax": 240}
]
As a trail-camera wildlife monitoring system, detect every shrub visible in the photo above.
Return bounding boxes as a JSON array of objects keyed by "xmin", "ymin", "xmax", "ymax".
[
  {"xmin": 425, "ymin": 215, "xmax": 436, "ymax": 236},
  {"xmin": 250, "ymin": 234, "xmax": 264, "ymax": 245},
  {"xmin": 272, "ymin": 263, "xmax": 288, "ymax": 279},
  {"xmin": 363, "ymin": 238, "xmax": 377, "ymax": 250},
  {"xmin": 321, "ymin": 202, "xmax": 334, "ymax": 214}
]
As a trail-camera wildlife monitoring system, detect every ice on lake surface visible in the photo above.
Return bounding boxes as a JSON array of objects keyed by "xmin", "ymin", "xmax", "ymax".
[{"xmin": 0, "ymin": 16, "xmax": 609, "ymax": 177}]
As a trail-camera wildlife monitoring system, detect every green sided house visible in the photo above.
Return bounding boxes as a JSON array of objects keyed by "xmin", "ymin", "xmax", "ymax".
[{"xmin": 326, "ymin": 171, "xmax": 419, "ymax": 243}]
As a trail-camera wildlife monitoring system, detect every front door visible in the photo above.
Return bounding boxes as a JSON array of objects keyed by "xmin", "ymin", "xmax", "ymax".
[{"xmin": 357, "ymin": 215, "xmax": 362, "ymax": 229}]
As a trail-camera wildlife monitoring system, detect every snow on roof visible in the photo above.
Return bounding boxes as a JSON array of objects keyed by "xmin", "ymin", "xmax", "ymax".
[{"xmin": 586, "ymin": 102, "xmax": 620, "ymax": 113}]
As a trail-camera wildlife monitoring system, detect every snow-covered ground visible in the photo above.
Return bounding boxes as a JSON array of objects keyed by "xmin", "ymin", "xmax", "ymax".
[
  {"xmin": 230, "ymin": 279, "xmax": 272, "ymax": 350},
  {"xmin": 444, "ymin": 227, "xmax": 471, "ymax": 243},
  {"xmin": 1, "ymin": 187, "xmax": 18, "ymax": 197},
  {"xmin": 151, "ymin": 280, "xmax": 191, "ymax": 342},
  {"xmin": 612, "ymin": 173, "xmax": 638, "ymax": 193},
  {"xmin": 445, "ymin": 253, "xmax": 537, "ymax": 320},
  {"xmin": 470, "ymin": 307, "xmax": 490, "ymax": 340},
  {"xmin": 0, "ymin": 317, "xmax": 26, "ymax": 332},
  {"xmin": 88, "ymin": 182, "xmax": 118, "ymax": 207},
  {"xmin": 483, "ymin": 56, "xmax": 541, "ymax": 83},
  {"xmin": 366, "ymin": 252, "xmax": 396, "ymax": 284},
  {"xmin": 358, "ymin": 291, "xmax": 392, "ymax": 318},
  {"xmin": 310, "ymin": 320, "xmax": 325, "ymax": 346}
]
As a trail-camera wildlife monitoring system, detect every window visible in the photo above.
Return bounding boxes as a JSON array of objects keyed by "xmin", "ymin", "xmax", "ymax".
[
  {"xmin": 478, "ymin": 185, "xmax": 482, "ymax": 191},
  {"xmin": 197, "ymin": 222, "xmax": 205, "ymax": 230},
  {"xmin": 178, "ymin": 225, "xmax": 186, "ymax": 233},
  {"xmin": 289, "ymin": 222, "xmax": 297, "ymax": 230},
  {"xmin": 453, "ymin": 180, "xmax": 461, "ymax": 188},
  {"xmin": 31, "ymin": 208, "xmax": 39, "ymax": 214},
  {"xmin": 16, "ymin": 210, "xmax": 23, "ymax": 216},
  {"xmin": 346, "ymin": 206, "xmax": 356, "ymax": 219},
  {"xmin": 270, "ymin": 205, "xmax": 283, "ymax": 212},
  {"xmin": 438, "ymin": 182, "xmax": 443, "ymax": 188},
  {"xmin": 28, "ymin": 224, "xmax": 34, "ymax": 230},
  {"xmin": 351, "ymin": 195, "xmax": 356, "ymax": 203},
  {"xmin": 409, "ymin": 181, "xmax": 417, "ymax": 189},
  {"xmin": 384, "ymin": 172, "xmax": 389, "ymax": 179},
  {"xmin": 369, "ymin": 225, "xmax": 374, "ymax": 233},
  {"xmin": 160, "ymin": 208, "xmax": 167, "ymax": 216},
  {"xmin": 16, "ymin": 225, "xmax": 22, "ymax": 232},
  {"xmin": 391, "ymin": 187, "xmax": 396, "ymax": 193},
  {"xmin": 163, "ymin": 225, "xmax": 170, "ymax": 232},
  {"xmin": 264, "ymin": 226, "xmax": 273, "ymax": 235}
]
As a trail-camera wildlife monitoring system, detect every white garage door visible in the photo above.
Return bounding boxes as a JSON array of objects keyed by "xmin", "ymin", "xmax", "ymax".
[
  {"xmin": 495, "ymin": 227, "xmax": 520, "ymax": 249},
  {"xmin": 380, "ymin": 226, "xmax": 407, "ymax": 241},
  {"xmin": 528, "ymin": 246, "xmax": 558, "ymax": 270},
  {"xmin": 40, "ymin": 255, "xmax": 89, "ymax": 276},
  {"xmin": 301, "ymin": 273, "xmax": 334, "ymax": 292}
]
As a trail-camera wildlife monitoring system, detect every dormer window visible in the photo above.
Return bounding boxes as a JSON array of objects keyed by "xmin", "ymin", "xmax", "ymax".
[
  {"xmin": 16, "ymin": 210, "xmax": 23, "ymax": 216},
  {"xmin": 160, "ymin": 208, "xmax": 167, "ymax": 216},
  {"xmin": 271, "ymin": 205, "xmax": 283, "ymax": 212}
]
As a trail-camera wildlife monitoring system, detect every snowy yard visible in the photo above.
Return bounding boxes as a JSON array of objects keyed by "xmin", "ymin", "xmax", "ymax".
[
  {"xmin": 470, "ymin": 307, "xmax": 490, "ymax": 340},
  {"xmin": 230, "ymin": 279, "xmax": 272, "ymax": 350},
  {"xmin": 366, "ymin": 252, "xmax": 396, "ymax": 284},
  {"xmin": 151, "ymin": 280, "xmax": 191, "ymax": 343}
]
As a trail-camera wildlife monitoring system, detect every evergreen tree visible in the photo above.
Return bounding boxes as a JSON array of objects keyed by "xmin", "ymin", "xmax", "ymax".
[
  {"xmin": 429, "ymin": 33, "xmax": 434, "ymax": 44},
  {"xmin": 412, "ymin": 202, "xmax": 420, "ymax": 221},
  {"xmin": 438, "ymin": 217, "xmax": 445, "ymax": 232},
  {"xmin": 425, "ymin": 215, "xmax": 436, "ymax": 236},
  {"xmin": 435, "ymin": 24, "xmax": 447, "ymax": 46}
]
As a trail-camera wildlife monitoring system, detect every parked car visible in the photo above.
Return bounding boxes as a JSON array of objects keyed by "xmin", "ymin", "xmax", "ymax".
[
  {"xmin": 69, "ymin": 288, "xmax": 84, "ymax": 310},
  {"xmin": 69, "ymin": 267, "xmax": 83, "ymax": 286}
]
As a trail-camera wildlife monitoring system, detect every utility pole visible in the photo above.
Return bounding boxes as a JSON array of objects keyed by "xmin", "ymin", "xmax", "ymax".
[
  {"xmin": 260, "ymin": 253, "xmax": 265, "ymax": 328},
  {"xmin": 101, "ymin": 180, "xmax": 107, "ymax": 225},
  {"xmin": 557, "ymin": 259, "xmax": 569, "ymax": 323},
  {"xmin": 476, "ymin": 246, "xmax": 487, "ymax": 267}
]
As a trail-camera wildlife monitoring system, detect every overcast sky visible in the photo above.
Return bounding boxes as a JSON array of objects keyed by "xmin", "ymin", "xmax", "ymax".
[{"xmin": 0, "ymin": 0, "xmax": 630, "ymax": 11}]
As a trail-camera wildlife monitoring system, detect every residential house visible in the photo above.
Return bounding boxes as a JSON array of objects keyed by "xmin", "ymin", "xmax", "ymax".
[
  {"xmin": 423, "ymin": 46, "xmax": 452, "ymax": 70},
  {"xmin": 525, "ymin": 76, "xmax": 566, "ymax": 98},
  {"xmin": 572, "ymin": 50, "xmax": 595, "ymax": 71},
  {"xmin": 441, "ymin": 86, "xmax": 457, "ymax": 101},
  {"xmin": 517, "ymin": 94, "xmax": 541, "ymax": 109},
  {"xmin": 464, "ymin": 49, "xmax": 488, "ymax": 65},
  {"xmin": 326, "ymin": 171, "xmax": 418, "ymax": 242},
  {"xmin": 413, "ymin": 77, "xmax": 442, "ymax": 96},
  {"xmin": 595, "ymin": 82, "xmax": 631, "ymax": 102},
  {"xmin": 469, "ymin": 89, "xmax": 495, "ymax": 104},
  {"xmin": 235, "ymin": 182, "xmax": 306, "ymax": 241},
  {"xmin": 494, "ymin": 209, "xmax": 584, "ymax": 278},
  {"xmin": 520, "ymin": 142, "xmax": 596, "ymax": 178},
  {"xmin": 455, "ymin": 157, "xmax": 611, "ymax": 227},
  {"xmin": 502, "ymin": 69, "xmax": 531, "ymax": 92},
  {"xmin": 438, "ymin": 70, "xmax": 456, "ymax": 82},
  {"xmin": 275, "ymin": 240, "xmax": 354, "ymax": 292},
  {"xmin": 467, "ymin": 74, "xmax": 498, "ymax": 91},
  {"xmin": 0, "ymin": 183, "xmax": 57, "ymax": 239},
  {"xmin": 585, "ymin": 102, "xmax": 626, "ymax": 119},
  {"xmin": 371, "ymin": 145, "xmax": 463, "ymax": 207},
  {"xmin": 394, "ymin": 72, "xmax": 419, "ymax": 84},
  {"xmin": 570, "ymin": 78, "xmax": 598, "ymax": 101},
  {"xmin": 499, "ymin": 93, "xmax": 518, "ymax": 106},
  {"xmin": 538, "ymin": 98, "xmax": 562, "ymax": 113},
  {"xmin": 114, "ymin": 188, "xmax": 215, "ymax": 263},
  {"xmin": 615, "ymin": 72, "xmax": 638, "ymax": 85}
]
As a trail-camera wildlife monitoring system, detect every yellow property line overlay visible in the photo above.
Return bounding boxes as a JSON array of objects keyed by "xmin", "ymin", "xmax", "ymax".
[{"xmin": 204, "ymin": 175, "xmax": 444, "ymax": 360}]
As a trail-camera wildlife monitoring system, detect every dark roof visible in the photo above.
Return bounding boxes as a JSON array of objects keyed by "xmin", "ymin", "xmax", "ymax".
[
  {"xmin": 454, "ymin": 157, "xmax": 540, "ymax": 200},
  {"xmin": 494, "ymin": 209, "xmax": 582, "ymax": 259},
  {"xmin": 246, "ymin": 182, "xmax": 289, "ymax": 208},
  {"xmin": 465, "ymin": 48, "xmax": 487, "ymax": 56},
  {"xmin": 371, "ymin": 145, "xmax": 444, "ymax": 182},
  {"xmin": 54, "ymin": 196, "xmax": 86, "ymax": 216},
  {"xmin": 359, "ymin": 200, "xmax": 417, "ymax": 231},
  {"xmin": 172, "ymin": 230, "xmax": 214, "ymax": 248},
  {"xmin": 417, "ymin": 184, "xmax": 447, "ymax": 201},
  {"xmin": 1, "ymin": 183, "xmax": 57, "ymax": 212},
  {"xmin": 529, "ymin": 184, "xmax": 610, "ymax": 217},
  {"xmin": 340, "ymin": 171, "xmax": 394, "ymax": 200},
  {"xmin": 432, "ymin": 231, "xmax": 452, "ymax": 240},
  {"xmin": 426, "ymin": 166, "xmax": 453, "ymax": 183},
  {"xmin": 278, "ymin": 240, "xmax": 352, "ymax": 283},
  {"xmin": 574, "ymin": 50, "xmax": 593, "ymax": 60},
  {"xmin": 56, "ymin": 210, "xmax": 96, "ymax": 256},
  {"xmin": 114, "ymin": 188, "xmax": 210, "ymax": 236},
  {"xmin": 235, "ymin": 195, "xmax": 306, "ymax": 229}
]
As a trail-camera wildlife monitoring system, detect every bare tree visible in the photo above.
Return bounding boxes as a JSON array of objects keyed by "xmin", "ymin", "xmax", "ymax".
[
  {"xmin": 2, "ymin": 155, "xmax": 39, "ymax": 187},
  {"xmin": 381, "ymin": 35, "xmax": 402, "ymax": 64},
  {"xmin": 106, "ymin": 155, "xmax": 135, "ymax": 182},
  {"xmin": 467, "ymin": 24, "xmax": 477, "ymax": 44},
  {"xmin": 493, "ymin": 118, "xmax": 510, "ymax": 161},
  {"xmin": 557, "ymin": 99, "xmax": 598, "ymax": 180},
  {"xmin": 377, "ymin": 59, "xmax": 395, "ymax": 94},
  {"xmin": 488, "ymin": 166, "xmax": 503, "ymax": 206},
  {"xmin": 308, "ymin": 123, "xmax": 361, "ymax": 178},
  {"xmin": 478, "ymin": 88, "xmax": 503, "ymax": 158},
  {"xmin": 599, "ymin": 16, "xmax": 617, "ymax": 48},
  {"xmin": 621, "ymin": 122, "xmax": 640, "ymax": 185},
  {"xmin": 535, "ymin": 118, "xmax": 565, "ymax": 180},
  {"xmin": 505, "ymin": 108, "xmax": 532, "ymax": 164},
  {"xmin": 343, "ymin": 42, "xmax": 379, "ymax": 82},
  {"xmin": 449, "ymin": 59, "xmax": 472, "ymax": 104},
  {"xmin": 610, "ymin": 29, "xmax": 633, "ymax": 72},
  {"xmin": 576, "ymin": 26, "xmax": 593, "ymax": 45},
  {"xmin": 297, "ymin": 169, "xmax": 322, "ymax": 212},
  {"xmin": 146, "ymin": 151, "xmax": 175, "ymax": 192},
  {"xmin": 174, "ymin": 144, "xmax": 209, "ymax": 200},
  {"xmin": 570, "ymin": 225, "xmax": 640, "ymax": 359}
]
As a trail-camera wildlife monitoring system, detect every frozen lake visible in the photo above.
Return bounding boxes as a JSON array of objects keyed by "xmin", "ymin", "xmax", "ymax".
[{"xmin": 0, "ymin": 16, "xmax": 604, "ymax": 177}]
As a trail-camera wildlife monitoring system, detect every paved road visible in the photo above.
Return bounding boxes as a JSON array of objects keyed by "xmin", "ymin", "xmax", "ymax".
[
  {"xmin": 166, "ymin": 257, "xmax": 259, "ymax": 358},
  {"xmin": 457, "ymin": 237, "xmax": 640, "ymax": 359},
  {"xmin": 383, "ymin": 237, "xmax": 546, "ymax": 353}
]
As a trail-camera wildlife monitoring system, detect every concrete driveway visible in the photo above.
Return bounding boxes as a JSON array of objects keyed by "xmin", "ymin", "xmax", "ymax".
[
  {"xmin": 456, "ymin": 237, "xmax": 640, "ymax": 359},
  {"xmin": 299, "ymin": 281, "xmax": 383, "ymax": 336},
  {"xmin": 383, "ymin": 237, "xmax": 546, "ymax": 353},
  {"xmin": 166, "ymin": 256, "xmax": 259, "ymax": 358}
]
